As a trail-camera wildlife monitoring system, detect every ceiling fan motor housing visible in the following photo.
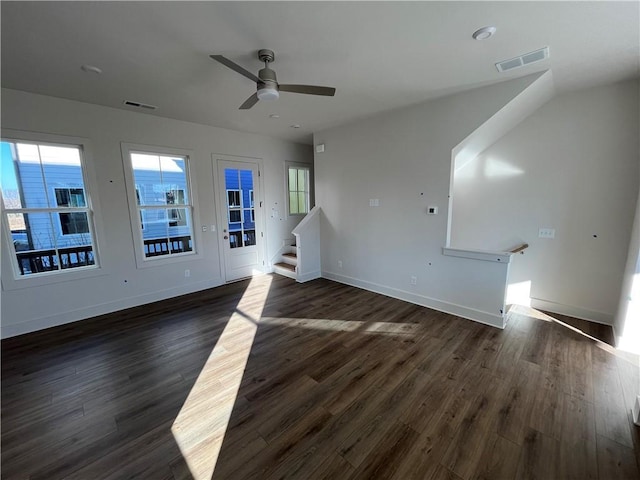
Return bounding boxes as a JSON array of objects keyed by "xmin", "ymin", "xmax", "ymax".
[{"xmin": 258, "ymin": 67, "xmax": 277, "ymax": 84}]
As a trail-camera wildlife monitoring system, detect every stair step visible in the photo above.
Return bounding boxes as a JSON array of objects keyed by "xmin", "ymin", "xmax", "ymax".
[
  {"xmin": 283, "ymin": 252, "xmax": 297, "ymax": 259},
  {"xmin": 274, "ymin": 262, "xmax": 296, "ymax": 272}
]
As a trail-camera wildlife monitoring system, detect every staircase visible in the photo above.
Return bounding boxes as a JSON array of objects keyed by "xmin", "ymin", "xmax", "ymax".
[
  {"xmin": 272, "ymin": 206, "xmax": 321, "ymax": 283},
  {"xmin": 273, "ymin": 244, "xmax": 298, "ymax": 280}
]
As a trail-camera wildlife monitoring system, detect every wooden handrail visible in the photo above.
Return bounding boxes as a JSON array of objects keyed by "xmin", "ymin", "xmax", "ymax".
[{"xmin": 509, "ymin": 243, "xmax": 529, "ymax": 254}]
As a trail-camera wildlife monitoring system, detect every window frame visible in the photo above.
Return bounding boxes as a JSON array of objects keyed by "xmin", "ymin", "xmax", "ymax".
[
  {"xmin": 121, "ymin": 142, "xmax": 201, "ymax": 269},
  {"xmin": 285, "ymin": 162, "xmax": 312, "ymax": 217},
  {"xmin": 1, "ymin": 130, "xmax": 106, "ymax": 290}
]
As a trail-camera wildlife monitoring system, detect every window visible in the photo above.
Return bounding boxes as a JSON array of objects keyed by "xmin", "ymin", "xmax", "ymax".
[
  {"xmin": 227, "ymin": 190, "xmax": 241, "ymax": 207},
  {"xmin": 135, "ymin": 185, "xmax": 144, "ymax": 230},
  {"xmin": 55, "ymin": 188, "xmax": 89, "ymax": 235},
  {"xmin": 287, "ymin": 165, "xmax": 310, "ymax": 215},
  {"xmin": 223, "ymin": 168, "xmax": 256, "ymax": 249},
  {"xmin": 123, "ymin": 145, "xmax": 196, "ymax": 262},
  {"xmin": 227, "ymin": 189, "xmax": 242, "ymax": 224},
  {"xmin": 249, "ymin": 190, "xmax": 255, "ymax": 222},
  {"xmin": 167, "ymin": 189, "xmax": 186, "ymax": 227},
  {"xmin": 1, "ymin": 139, "xmax": 98, "ymax": 276}
]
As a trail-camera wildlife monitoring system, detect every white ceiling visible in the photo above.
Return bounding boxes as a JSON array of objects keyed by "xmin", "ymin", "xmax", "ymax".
[{"xmin": 2, "ymin": 2, "xmax": 638, "ymax": 145}]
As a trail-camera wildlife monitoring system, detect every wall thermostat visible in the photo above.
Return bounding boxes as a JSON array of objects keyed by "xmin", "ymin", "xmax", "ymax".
[{"xmin": 427, "ymin": 206, "xmax": 438, "ymax": 215}]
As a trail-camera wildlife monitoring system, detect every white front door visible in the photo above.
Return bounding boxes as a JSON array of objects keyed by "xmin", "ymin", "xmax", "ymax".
[{"xmin": 215, "ymin": 158, "xmax": 264, "ymax": 282}]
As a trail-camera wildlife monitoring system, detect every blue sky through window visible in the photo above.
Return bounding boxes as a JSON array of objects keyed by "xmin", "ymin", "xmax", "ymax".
[{"xmin": 1, "ymin": 142, "xmax": 19, "ymax": 191}]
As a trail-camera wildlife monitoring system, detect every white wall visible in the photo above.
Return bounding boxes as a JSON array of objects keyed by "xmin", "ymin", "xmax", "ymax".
[
  {"xmin": 314, "ymin": 75, "xmax": 542, "ymax": 327},
  {"xmin": 451, "ymin": 80, "xmax": 639, "ymax": 324},
  {"xmin": 1, "ymin": 88, "xmax": 312, "ymax": 337}
]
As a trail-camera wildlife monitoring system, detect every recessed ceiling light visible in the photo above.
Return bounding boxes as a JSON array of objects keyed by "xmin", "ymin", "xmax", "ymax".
[
  {"xmin": 269, "ymin": 114, "xmax": 280, "ymax": 119},
  {"xmin": 80, "ymin": 64, "xmax": 102, "ymax": 74},
  {"xmin": 472, "ymin": 26, "xmax": 496, "ymax": 40},
  {"xmin": 290, "ymin": 124, "xmax": 301, "ymax": 129}
]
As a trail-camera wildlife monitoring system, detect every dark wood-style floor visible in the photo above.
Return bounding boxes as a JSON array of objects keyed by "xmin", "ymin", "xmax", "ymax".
[{"xmin": 2, "ymin": 274, "xmax": 639, "ymax": 479}]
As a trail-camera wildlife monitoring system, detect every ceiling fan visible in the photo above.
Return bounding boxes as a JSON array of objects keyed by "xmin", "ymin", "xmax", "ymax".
[{"xmin": 210, "ymin": 49, "xmax": 336, "ymax": 110}]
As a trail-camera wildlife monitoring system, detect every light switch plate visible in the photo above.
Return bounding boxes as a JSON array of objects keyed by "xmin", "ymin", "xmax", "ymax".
[{"xmin": 539, "ymin": 228, "xmax": 555, "ymax": 239}]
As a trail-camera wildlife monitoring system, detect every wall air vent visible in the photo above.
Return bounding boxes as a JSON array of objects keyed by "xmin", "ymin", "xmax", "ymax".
[
  {"xmin": 496, "ymin": 46, "xmax": 549, "ymax": 72},
  {"xmin": 123, "ymin": 100, "xmax": 157, "ymax": 110}
]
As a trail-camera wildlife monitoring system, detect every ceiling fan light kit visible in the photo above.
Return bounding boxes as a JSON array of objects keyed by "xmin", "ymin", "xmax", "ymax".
[
  {"xmin": 210, "ymin": 48, "xmax": 336, "ymax": 110},
  {"xmin": 257, "ymin": 85, "xmax": 279, "ymax": 101}
]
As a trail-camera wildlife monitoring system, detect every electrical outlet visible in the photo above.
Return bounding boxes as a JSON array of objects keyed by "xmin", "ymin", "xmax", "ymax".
[
  {"xmin": 538, "ymin": 228, "xmax": 555, "ymax": 239},
  {"xmin": 410, "ymin": 276, "xmax": 417, "ymax": 285},
  {"xmin": 338, "ymin": 260, "xmax": 343, "ymax": 268},
  {"xmin": 184, "ymin": 269, "xmax": 190, "ymax": 278}
]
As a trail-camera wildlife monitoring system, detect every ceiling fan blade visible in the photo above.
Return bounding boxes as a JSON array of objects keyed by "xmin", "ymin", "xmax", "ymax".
[
  {"xmin": 239, "ymin": 93, "xmax": 259, "ymax": 110},
  {"xmin": 279, "ymin": 84, "xmax": 336, "ymax": 96},
  {"xmin": 210, "ymin": 55, "xmax": 261, "ymax": 84}
]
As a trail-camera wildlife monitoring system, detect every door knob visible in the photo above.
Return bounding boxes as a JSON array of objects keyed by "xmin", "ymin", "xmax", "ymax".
[{"xmin": 224, "ymin": 235, "xmax": 229, "ymax": 239}]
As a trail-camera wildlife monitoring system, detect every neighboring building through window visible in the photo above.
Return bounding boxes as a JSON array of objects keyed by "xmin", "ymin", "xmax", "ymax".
[
  {"xmin": 227, "ymin": 189, "xmax": 242, "ymax": 224},
  {"xmin": 223, "ymin": 168, "xmax": 255, "ymax": 249},
  {"xmin": 0, "ymin": 140, "xmax": 98, "ymax": 276},
  {"xmin": 123, "ymin": 147, "xmax": 195, "ymax": 261},
  {"xmin": 250, "ymin": 190, "xmax": 255, "ymax": 222},
  {"xmin": 135, "ymin": 185, "xmax": 145, "ymax": 230},
  {"xmin": 287, "ymin": 165, "xmax": 310, "ymax": 215},
  {"xmin": 55, "ymin": 188, "xmax": 89, "ymax": 235}
]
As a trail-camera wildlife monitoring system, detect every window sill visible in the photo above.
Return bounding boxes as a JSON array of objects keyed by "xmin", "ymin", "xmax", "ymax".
[
  {"xmin": 134, "ymin": 249, "xmax": 201, "ymax": 270},
  {"xmin": 1, "ymin": 264, "xmax": 109, "ymax": 291}
]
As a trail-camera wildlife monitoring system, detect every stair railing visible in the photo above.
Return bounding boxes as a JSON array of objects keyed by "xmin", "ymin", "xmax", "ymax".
[{"xmin": 509, "ymin": 243, "xmax": 529, "ymax": 254}]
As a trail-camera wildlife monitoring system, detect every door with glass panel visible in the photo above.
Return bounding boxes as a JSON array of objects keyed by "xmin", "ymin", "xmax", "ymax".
[{"xmin": 216, "ymin": 159, "xmax": 262, "ymax": 282}]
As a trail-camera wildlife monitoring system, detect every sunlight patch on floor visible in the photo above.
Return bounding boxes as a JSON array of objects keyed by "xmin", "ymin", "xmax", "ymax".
[
  {"xmin": 171, "ymin": 275, "xmax": 271, "ymax": 480},
  {"xmin": 260, "ymin": 316, "xmax": 419, "ymax": 336},
  {"xmin": 260, "ymin": 316, "xmax": 363, "ymax": 332},
  {"xmin": 508, "ymin": 303, "xmax": 554, "ymax": 322}
]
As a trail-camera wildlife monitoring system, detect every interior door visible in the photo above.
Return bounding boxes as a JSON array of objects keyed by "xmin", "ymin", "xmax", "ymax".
[{"xmin": 216, "ymin": 158, "xmax": 263, "ymax": 282}]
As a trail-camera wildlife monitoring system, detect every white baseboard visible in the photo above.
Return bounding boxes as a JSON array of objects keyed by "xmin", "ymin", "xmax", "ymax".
[
  {"xmin": 1, "ymin": 278, "xmax": 224, "ymax": 339},
  {"xmin": 529, "ymin": 297, "xmax": 613, "ymax": 325},
  {"xmin": 322, "ymin": 271, "xmax": 505, "ymax": 329},
  {"xmin": 297, "ymin": 270, "xmax": 321, "ymax": 283}
]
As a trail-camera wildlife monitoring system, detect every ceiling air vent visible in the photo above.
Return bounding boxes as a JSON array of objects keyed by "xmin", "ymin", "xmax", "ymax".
[
  {"xmin": 123, "ymin": 100, "xmax": 157, "ymax": 110},
  {"xmin": 496, "ymin": 46, "xmax": 549, "ymax": 72}
]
